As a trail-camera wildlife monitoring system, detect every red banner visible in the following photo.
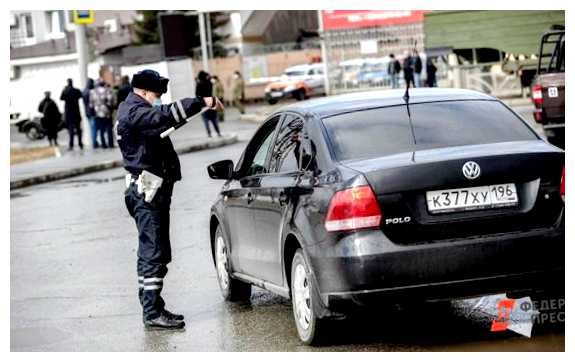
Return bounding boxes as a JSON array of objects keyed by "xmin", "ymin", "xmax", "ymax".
[{"xmin": 322, "ymin": 10, "xmax": 427, "ymax": 30}]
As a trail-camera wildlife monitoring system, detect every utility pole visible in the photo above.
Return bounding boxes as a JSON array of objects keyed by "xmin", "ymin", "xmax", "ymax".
[
  {"xmin": 317, "ymin": 10, "xmax": 331, "ymax": 95},
  {"xmin": 74, "ymin": 22, "xmax": 90, "ymax": 147},
  {"xmin": 75, "ymin": 23, "xmax": 88, "ymax": 89},
  {"xmin": 198, "ymin": 11, "xmax": 210, "ymax": 72},
  {"xmin": 206, "ymin": 12, "xmax": 213, "ymax": 60}
]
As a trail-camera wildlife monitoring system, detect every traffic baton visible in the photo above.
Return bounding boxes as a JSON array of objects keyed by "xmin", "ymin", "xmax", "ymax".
[{"xmin": 160, "ymin": 107, "xmax": 210, "ymax": 139}]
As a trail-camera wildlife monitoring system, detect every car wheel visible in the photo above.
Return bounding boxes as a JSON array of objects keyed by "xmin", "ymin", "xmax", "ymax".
[
  {"xmin": 267, "ymin": 98, "xmax": 278, "ymax": 105},
  {"xmin": 291, "ymin": 249, "xmax": 326, "ymax": 345},
  {"xmin": 293, "ymin": 89, "xmax": 306, "ymax": 101},
  {"xmin": 25, "ymin": 125, "xmax": 42, "ymax": 140},
  {"xmin": 214, "ymin": 225, "xmax": 251, "ymax": 302}
]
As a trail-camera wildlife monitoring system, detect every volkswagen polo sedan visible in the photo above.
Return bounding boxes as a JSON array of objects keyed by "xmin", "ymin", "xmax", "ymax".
[{"xmin": 207, "ymin": 88, "xmax": 565, "ymax": 345}]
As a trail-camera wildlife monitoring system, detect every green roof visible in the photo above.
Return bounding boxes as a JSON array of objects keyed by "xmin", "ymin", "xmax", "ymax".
[{"xmin": 424, "ymin": 10, "xmax": 565, "ymax": 55}]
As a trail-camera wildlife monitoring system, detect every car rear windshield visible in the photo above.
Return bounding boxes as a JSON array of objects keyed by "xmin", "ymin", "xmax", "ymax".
[{"xmin": 322, "ymin": 100, "xmax": 539, "ymax": 161}]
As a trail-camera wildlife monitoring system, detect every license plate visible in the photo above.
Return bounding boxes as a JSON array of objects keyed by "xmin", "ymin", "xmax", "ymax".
[
  {"xmin": 426, "ymin": 183, "xmax": 518, "ymax": 214},
  {"xmin": 270, "ymin": 91, "xmax": 283, "ymax": 97}
]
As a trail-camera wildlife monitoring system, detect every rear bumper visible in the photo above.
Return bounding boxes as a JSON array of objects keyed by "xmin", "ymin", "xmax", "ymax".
[{"xmin": 307, "ymin": 220, "xmax": 564, "ymax": 310}]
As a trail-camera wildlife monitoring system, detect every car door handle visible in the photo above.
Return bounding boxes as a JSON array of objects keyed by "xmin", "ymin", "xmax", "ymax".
[
  {"xmin": 278, "ymin": 192, "xmax": 288, "ymax": 206},
  {"xmin": 247, "ymin": 192, "xmax": 254, "ymax": 204}
]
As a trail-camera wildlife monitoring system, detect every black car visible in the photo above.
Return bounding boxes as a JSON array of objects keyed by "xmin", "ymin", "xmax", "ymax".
[{"xmin": 207, "ymin": 88, "xmax": 565, "ymax": 345}]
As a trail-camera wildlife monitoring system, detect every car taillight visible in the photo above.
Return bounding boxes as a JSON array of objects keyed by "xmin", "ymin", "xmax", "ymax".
[
  {"xmin": 561, "ymin": 166, "xmax": 565, "ymax": 202},
  {"xmin": 325, "ymin": 185, "xmax": 382, "ymax": 232},
  {"xmin": 532, "ymin": 84, "xmax": 543, "ymax": 106}
]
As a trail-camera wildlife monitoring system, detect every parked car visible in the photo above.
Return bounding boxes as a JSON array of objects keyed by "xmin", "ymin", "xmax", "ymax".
[
  {"xmin": 10, "ymin": 111, "xmax": 64, "ymax": 141},
  {"xmin": 531, "ymin": 29, "xmax": 565, "ymax": 149},
  {"xmin": 207, "ymin": 88, "xmax": 564, "ymax": 345},
  {"xmin": 337, "ymin": 58, "xmax": 368, "ymax": 87},
  {"xmin": 264, "ymin": 63, "xmax": 326, "ymax": 105},
  {"xmin": 356, "ymin": 57, "xmax": 391, "ymax": 86}
]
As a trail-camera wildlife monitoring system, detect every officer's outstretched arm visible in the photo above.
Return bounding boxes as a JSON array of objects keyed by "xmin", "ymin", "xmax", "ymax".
[{"xmin": 131, "ymin": 97, "xmax": 207, "ymax": 137}]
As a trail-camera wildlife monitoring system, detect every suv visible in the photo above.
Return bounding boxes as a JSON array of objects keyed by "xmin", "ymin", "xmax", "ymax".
[
  {"xmin": 264, "ymin": 63, "xmax": 326, "ymax": 105},
  {"xmin": 531, "ymin": 30, "xmax": 565, "ymax": 149}
]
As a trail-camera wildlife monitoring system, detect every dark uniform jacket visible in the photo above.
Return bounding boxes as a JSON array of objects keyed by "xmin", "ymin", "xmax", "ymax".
[
  {"xmin": 116, "ymin": 92, "xmax": 205, "ymax": 182},
  {"xmin": 38, "ymin": 97, "xmax": 61, "ymax": 131},
  {"xmin": 60, "ymin": 86, "xmax": 83, "ymax": 123}
]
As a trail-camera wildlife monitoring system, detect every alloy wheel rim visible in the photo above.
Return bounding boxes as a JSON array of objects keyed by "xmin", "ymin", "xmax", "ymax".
[
  {"xmin": 293, "ymin": 263, "xmax": 311, "ymax": 330},
  {"xmin": 215, "ymin": 236, "xmax": 229, "ymax": 291}
]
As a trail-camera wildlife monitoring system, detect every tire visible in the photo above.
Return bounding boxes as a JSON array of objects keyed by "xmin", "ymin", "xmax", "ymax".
[
  {"xmin": 214, "ymin": 225, "xmax": 251, "ymax": 302},
  {"xmin": 291, "ymin": 249, "xmax": 327, "ymax": 345},
  {"xmin": 267, "ymin": 98, "xmax": 278, "ymax": 105},
  {"xmin": 293, "ymin": 89, "xmax": 306, "ymax": 101},
  {"xmin": 25, "ymin": 124, "xmax": 42, "ymax": 140}
]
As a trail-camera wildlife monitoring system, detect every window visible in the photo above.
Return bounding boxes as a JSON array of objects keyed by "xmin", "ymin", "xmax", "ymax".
[
  {"xmin": 21, "ymin": 13, "xmax": 33, "ymax": 38},
  {"xmin": 270, "ymin": 114, "xmax": 304, "ymax": 173},
  {"xmin": 45, "ymin": 11, "xmax": 64, "ymax": 38},
  {"xmin": 244, "ymin": 116, "xmax": 280, "ymax": 177},
  {"xmin": 322, "ymin": 100, "xmax": 538, "ymax": 162}
]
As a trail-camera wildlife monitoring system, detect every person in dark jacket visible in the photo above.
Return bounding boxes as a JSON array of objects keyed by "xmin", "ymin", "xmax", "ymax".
[
  {"xmin": 82, "ymin": 78, "xmax": 99, "ymax": 148},
  {"xmin": 413, "ymin": 52, "xmax": 423, "ymax": 88},
  {"xmin": 117, "ymin": 75, "xmax": 132, "ymax": 105},
  {"xmin": 387, "ymin": 53, "xmax": 401, "ymax": 89},
  {"xmin": 195, "ymin": 71, "xmax": 221, "ymax": 137},
  {"xmin": 426, "ymin": 58, "xmax": 438, "ymax": 87},
  {"xmin": 60, "ymin": 78, "xmax": 84, "ymax": 150},
  {"xmin": 116, "ymin": 69, "xmax": 223, "ymax": 330},
  {"xmin": 38, "ymin": 91, "xmax": 61, "ymax": 146},
  {"xmin": 402, "ymin": 51, "xmax": 415, "ymax": 88}
]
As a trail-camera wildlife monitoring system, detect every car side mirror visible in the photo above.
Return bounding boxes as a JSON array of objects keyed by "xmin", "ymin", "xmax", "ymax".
[{"xmin": 207, "ymin": 160, "xmax": 235, "ymax": 180}]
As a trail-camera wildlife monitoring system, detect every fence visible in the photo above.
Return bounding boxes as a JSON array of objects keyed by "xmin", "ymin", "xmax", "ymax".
[{"xmin": 323, "ymin": 22, "xmax": 425, "ymax": 94}]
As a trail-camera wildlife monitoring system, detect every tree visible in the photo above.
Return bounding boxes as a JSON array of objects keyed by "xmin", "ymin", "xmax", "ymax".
[
  {"xmin": 133, "ymin": 10, "xmax": 230, "ymax": 58},
  {"xmin": 133, "ymin": 10, "xmax": 161, "ymax": 45}
]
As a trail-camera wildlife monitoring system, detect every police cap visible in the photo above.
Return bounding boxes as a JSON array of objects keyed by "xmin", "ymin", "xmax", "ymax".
[{"xmin": 131, "ymin": 69, "xmax": 169, "ymax": 94}]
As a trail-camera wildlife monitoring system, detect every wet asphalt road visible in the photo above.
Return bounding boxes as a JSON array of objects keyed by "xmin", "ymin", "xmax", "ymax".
[{"xmin": 10, "ymin": 108, "xmax": 564, "ymax": 351}]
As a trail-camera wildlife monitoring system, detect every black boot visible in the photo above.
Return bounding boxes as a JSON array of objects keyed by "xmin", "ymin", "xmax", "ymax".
[
  {"xmin": 162, "ymin": 309, "xmax": 184, "ymax": 321},
  {"xmin": 144, "ymin": 314, "xmax": 185, "ymax": 330}
]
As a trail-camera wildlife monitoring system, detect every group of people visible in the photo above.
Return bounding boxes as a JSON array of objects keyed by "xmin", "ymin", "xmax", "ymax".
[
  {"xmin": 38, "ymin": 70, "xmax": 246, "ymax": 147},
  {"xmin": 194, "ymin": 70, "xmax": 245, "ymax": 138},
  {"xmin": 387, "ymin": 51, "xmax": 438, "ymax": 89},
  {"xmin": 38, "ymin": 77, "xmax": 131, "ymax": 150}
]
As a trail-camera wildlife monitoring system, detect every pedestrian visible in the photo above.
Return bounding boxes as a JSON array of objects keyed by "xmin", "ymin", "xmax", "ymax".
[
  {"xmin": 117, "ymin": 75, "xmax": 132, "ymax": 105},
  {"xmin": 195, "ymin": 71, "xmax": 221, "ymax": 137},
  {"xmin": 212, "ymin": 75, "xmax": 225, "ymax": 123},
  {"xmin": 402, "ymin": 51, "xmax": 415, "ymax": 88},
  {"xmin": 387, "ymin": 53, "xmax": 401, "ymax": 89},
  {"xmin": 116, "ymin": 69, "xmax": 224, "ymax": 330},
  {"xmin": 82, "ymin": 78, "xmax": 99, "ymax": 148},
  {"xmin": 426, "ymin": 58, "xmax": 438, "ymax": 87},
  {"xmin": 413, "ymin": 52, "xmax": 423, "ymax": 88},
  {"xmin": 60, "ymin": 78, "xmax": 84, "ymax": 150},
  {"xmin": 232, "ymin": 71, "xmax": 245, "ymax": 114},
  {"xmin": 38, "ymin": 91, "xmax": 61, "ymax": 147},
  {"xmin": 90, "ymin": 80, "xmax": 115, "ymax": 148}
]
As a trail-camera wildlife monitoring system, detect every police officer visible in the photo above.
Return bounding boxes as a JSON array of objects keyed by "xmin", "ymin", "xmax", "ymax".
[{"xmin": 116, "ymin": 69, "xmax": 223, "ymax": 329}]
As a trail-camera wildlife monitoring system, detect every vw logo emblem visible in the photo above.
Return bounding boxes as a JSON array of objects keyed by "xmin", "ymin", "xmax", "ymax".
[{"xmin": 462, "ymin": 161, "xmax": 481, "ymax": 180}]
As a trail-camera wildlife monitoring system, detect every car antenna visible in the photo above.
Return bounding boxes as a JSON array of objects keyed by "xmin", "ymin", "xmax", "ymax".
[{"xmin": 402, "ymin": 43, "xmax": 418, "ymax": 161}]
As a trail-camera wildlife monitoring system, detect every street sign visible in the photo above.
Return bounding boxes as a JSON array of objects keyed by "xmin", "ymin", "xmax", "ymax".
[{"xmin": 73, "ymin": 10, "xmax": 94, "ymax": 25}]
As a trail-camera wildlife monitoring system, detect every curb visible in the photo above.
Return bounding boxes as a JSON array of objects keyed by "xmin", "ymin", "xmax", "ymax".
[
  {"xmin": 240, "ymin": 113, "xmax": 266, "ymax": 124},
  {"xmin": 10, "ymin": 135, "xmax": 239, "ymax": 190}
]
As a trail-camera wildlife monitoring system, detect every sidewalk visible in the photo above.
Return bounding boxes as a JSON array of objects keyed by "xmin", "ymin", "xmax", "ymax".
[
  {"xmin": 9, "ymin": 110, "xmax": 253, "ymax": 190},
  {"xmin": 10, "ymin": 135, "xmax": 238, "ymax": 190}
]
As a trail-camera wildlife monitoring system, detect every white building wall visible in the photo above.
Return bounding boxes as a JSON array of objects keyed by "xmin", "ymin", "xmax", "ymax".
[{"xmin": 10, "ymin": 57, "xmax": 100, "ymax": 118}]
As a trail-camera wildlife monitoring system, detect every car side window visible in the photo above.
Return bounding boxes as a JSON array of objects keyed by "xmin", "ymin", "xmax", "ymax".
[
  {"xmin": 270, "ymin": 114, "xmax": 304, "ymax": 173},
  {"xmin": 245, "ymin": 116, "xmax": 280, "ymax": 177}
]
